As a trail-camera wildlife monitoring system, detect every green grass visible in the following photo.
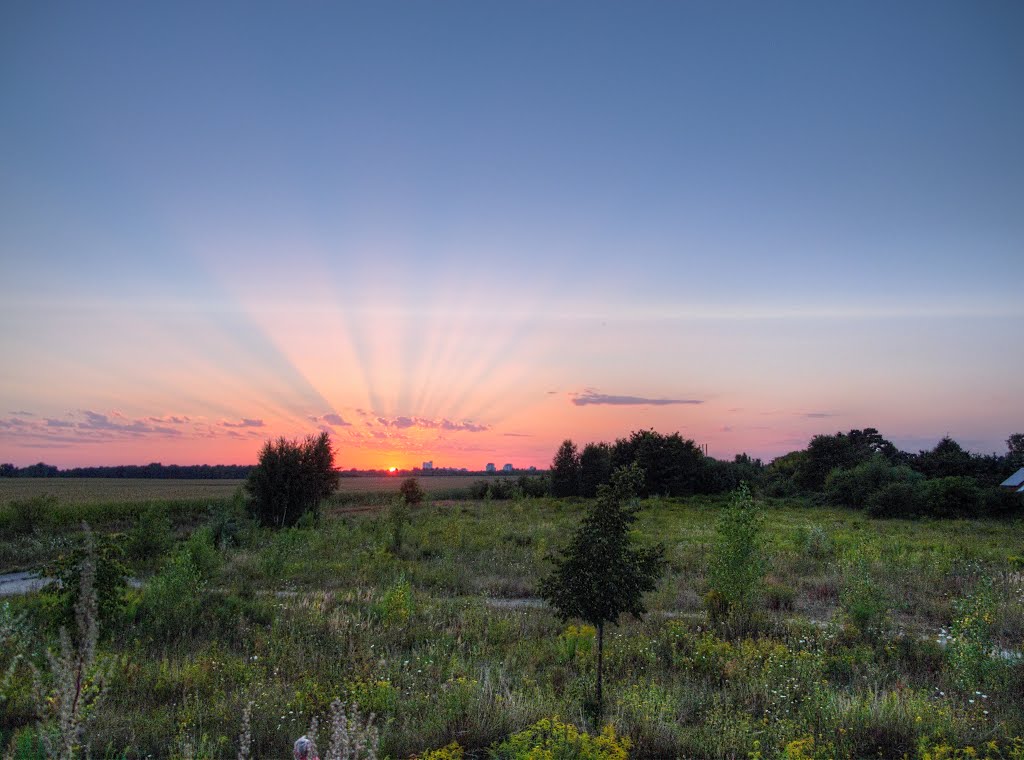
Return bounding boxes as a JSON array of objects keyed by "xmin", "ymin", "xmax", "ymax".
[{"xmin": 2, "ymin": 494, "xmax": 1023, "ymax": 758}]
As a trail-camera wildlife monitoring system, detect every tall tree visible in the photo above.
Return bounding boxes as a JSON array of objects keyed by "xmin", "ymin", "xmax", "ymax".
[
  {"xmin": 611, "ymin": 429, "xmax": 704, "ymax": 496},
  {"xmin": 550, "ymin": 439, "xmax": 581, "ymax": 497},
  {"xmin": 1007, "ymin": 433, "xmax": 1024, "ymax": 471},
  {"xmin": 579, "ymin": 442, "xmax": 612, "ymax": 497},
  {"xmin": 538, "ymin": 463, "xmax": 666, "ymax": 717}
]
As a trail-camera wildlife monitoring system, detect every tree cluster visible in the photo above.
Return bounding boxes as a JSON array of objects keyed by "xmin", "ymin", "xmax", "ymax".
[
  {"xmin": 550, "ymin": 430, "xmax": 763, "ymax": 499},
  {"xmin": 763, "ymin": 430, "xmax": 1023, "ymax": 519},
  {"xmin": 0, "ymin": 462, "xmax": 252, "ymax": 479},
  {"xmin": 245, "ymin": 432, "xmax": 339, "ymax": 528}
]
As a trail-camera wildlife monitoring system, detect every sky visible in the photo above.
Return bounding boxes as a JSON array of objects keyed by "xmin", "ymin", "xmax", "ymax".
[{"xmin": 1, "ymin": 1, "xmax": 1023, "ymax": 470}]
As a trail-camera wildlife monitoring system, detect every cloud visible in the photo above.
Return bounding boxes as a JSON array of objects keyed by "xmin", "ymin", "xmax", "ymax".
[
  {"xmin": 801, "ymin": 412, "xmax": 837, "ymax": 419},
  {"xmin": 378, "ymin": 416, "xmax": 416, "ymax": 429},
  {"xmin": 221, "ymin": 418, "xmax": 265, "ymax": 428},
  {"xmin": 9, "ymin": 411, "xmax": 34, "ymax": 417},
  {"xmin": 45, "ymin": 418, "xmax": 75, "ymax": 428},
  {"xmin": 570, "ymin": 390, "xmax": 703, "ymax": 407},
  {"xmin": 310, "ymin": 413, "xmax": 352, "ymax": 427},
  {"xmin": 374, "ymin": 415, "xmax": 490, "ymax": 433},
  {"xmin": 503, "ymin": 432, "xmax": 533, "ymax": 437},
  {"xmin": 148, "ymin": 415, "xmax": 190, "ymax": 424}
]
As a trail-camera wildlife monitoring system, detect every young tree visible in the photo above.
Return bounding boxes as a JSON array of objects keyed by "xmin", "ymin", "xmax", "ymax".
[
  {"xmin": 538, "ymin": 463, "xmax": 666, "ymax": 717},
  {"xmin": 550, "ymin": 439, "xmax": 581, "ymax": 497},
  {"xmin": 706, "ymin": 483, "xmax": 765, "ymax": 635},
  {"xmin": 245, "ymin": 432, "xmax": 339, "ymax": 528},
  {"xmin": 399, "ymin": 477, "xmax": 426, "ymax": 506}
]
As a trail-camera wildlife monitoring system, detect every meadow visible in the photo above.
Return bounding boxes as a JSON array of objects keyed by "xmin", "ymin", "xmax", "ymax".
[
  {"xmin": 1, "ymin": 484, "xmax": 1023, "ymax": 758},
  {"xmin": 0, "ymin": 476, "xmax": 484, "ymax": 506}
]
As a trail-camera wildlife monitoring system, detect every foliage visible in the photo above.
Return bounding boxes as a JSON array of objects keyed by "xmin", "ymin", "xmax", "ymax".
[
  {"xmin": 6, "ymin": 495, "xmax": 56, "ymax": 535},
  {"xmin": 44, "ymin": 531, "xmax": 130, "ymax": 634},
  {"xmin": 579, "ymin": 443, "xmax": 612, "ymax": 498},
  {"xmin": 611, "ymin": 430, "xmax": 704, "ymax": 497},
  {"xmin": 400, "ymin": 477, "xmax": 426, "ymax": 506},
  {"xmin": 539, "ymin": 463, "xmax": 666, "ymax": 713},
  {"xmin": 919, "ymin": 476, "xmax": 984, "ymax": 518},
  {"xmin": 305, "ymin": 699, "xmax": 379, "ymax": 760},
  {"xmin": 415, "ymin": 741, "xmax": 464, "ymax": 760},
  {"xmin": 793, "ymin": 429, "xmax": 897, "ymax": 492},
  {"xmin": 823, "ymin": 455, "xmax": 922, "ymax": 509},
  {"xmin": 491, "ymin": 717, "xmax": 630, "ymax": 760},
  {"xmin": 1008, "ymin": 433, "xmax": 1024, "ymax": 471},
  {"xmin": 245, "ymin": 432, "xmax": 339, "ymax": 528},
  {"xmin": 136, "ymin": 548, "xmax": 206, "ymax": 642},
  {"xmin": 32, "ymin": 528, "xmax": 111, "ymax": 759},
  {"xmin": 947, "ymin": 576, "xmax": 1002, "ymax": 692},
  {"xmin": 706, "ymin": 483, "xmax": 765, "ymax": 632},
  {"xmin": 389, "ymin": 499, "xmax": 410, "ymax": 553},
  {"xmin": 839, "ymin": 555, "xmax": 890, "ymax": 641},
  {"xmin": 125, "ymin": 505, "xmax": 175, "ymax": 566},
  {"xmin": 793, "ymin": 523, "xmax": 834, "ymax": 560},
  {"xmin": 550, "ymin": 440, "xmax": 581, "ymax": 498},
  {"xmin": 865, "ymin": 480, "xmax": 923, "ymax": 518}
]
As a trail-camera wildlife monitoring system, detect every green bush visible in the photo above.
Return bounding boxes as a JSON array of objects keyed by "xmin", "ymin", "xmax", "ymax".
[
  {"xmin": 919, "ymin": 477, "xmax": 983, "ymax": 518},
  {"xmin": 823, "ymin": 456, "xmax": 921, "ymax": 509},
  {"xmin": 866, "ymin": 481, "xmax": 922, "ymax": 518},
  {"xmin": 706, "ymin": 484, "xmax": 765, "ymax": 633},
  {"xmin": 5, "ymin": 495, "xmax": 56, "ymax": 535},
  {"xmin": 136, "ymin": 550, "xmax": 205, "ymax": 642},
  {"xmin": 400, "ymin": 477, "xmax": 426, "ymax": 506},
  {"xmin": 794, "ymin": 523, "xmax": 835, "ymax": 559},
  {"xmin": 839, "ymin": 556, "xmax": 890, "ymax": 640},
  {"xmin": 126, "ymin": 506, "xmax": 175, "ymax": 567},
  {"xmin": 491, "ymin": 717, "xmax": 630, "ymax": 760},
  {"xmin": 245, "ymin": 432, "xmax": 339, "ymax": 528},
  {"xmin": 44, "ymin": 530, "xmax": 129, "ymax": 634}
]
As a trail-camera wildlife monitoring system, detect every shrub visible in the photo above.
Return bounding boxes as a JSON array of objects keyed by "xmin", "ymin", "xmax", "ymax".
[
  {"xmin": 517, "ymin": 475, "xmax": 549, "ymax": 498},
  {"xmin": 32, "ymin": 530, "xmax": 112, "ymax": 759},
  {"xmin": 839, "ymin": 556, "xmax": 890, "ymax": 641},
  {"xmin": 947, "ymin": 576, "xmax": 1002, "ymax": 692},
  {"xmin": 491, "ymin": 717, "xmax": 630, "ymax": 760},
  {"xmin": 208, "ymin": 489, "xmax": 251, "ymax": 549},
  {"xmin": 794, "ymin": 523, "xmax": 835, "ymax": 560},
  {"xmin": 399, "ymin": 477, "xmax": 425, "ymax": 506},
  {"xmin": 866, "ymin": 481, "xmax": 922, "ymax": 518},
  {"xmin": 416, "ymin": 742, "xmax": 464, "ymax": 760},
  {"xmin": 126, "ymin": 506, "xmax": 175, "ymax": 567},
  {"xmin": 919, "ymin": 476, "xmax": 983, "ymax": 519},
  {"xmin": 6, "ymin": 495, "xmax": 57, "ymax": 534},
  {"xmin": 136, "ymin": 550, "xmax": 205, "ymax": 642},
  {"xmin": 706, "ymin": 483, "xmax": 765, "ymax": 633},
  {"xmin": 823, "ymin": 456, "xmax": 921, "ymax": 509},
  {"xmin": 245, "ymin": 432, "xmax": 339, "ymax": 528},
  {"xmin": 44, "ymin": 529, "xmax": 129, "ymax": 634},
  {"xmin": 388, "ymin": 499, "xmax": 410, "ymax": 553}
]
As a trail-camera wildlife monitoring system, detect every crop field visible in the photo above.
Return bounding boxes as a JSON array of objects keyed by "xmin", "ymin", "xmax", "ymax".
[
  {"xmin": 0, "ymin": 475, "xmax": 489, "ymax": 507},
  {"xmin": 2, "ymin": 491, "xmax": 1023, "ymax": 758}
]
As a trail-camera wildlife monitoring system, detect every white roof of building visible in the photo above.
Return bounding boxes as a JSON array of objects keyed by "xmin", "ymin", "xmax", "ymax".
[{"xmin": 1001, "ymin": 467, "xmax": 1024, "ymax": 488}]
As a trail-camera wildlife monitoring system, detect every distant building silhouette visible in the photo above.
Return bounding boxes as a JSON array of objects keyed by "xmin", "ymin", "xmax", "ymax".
[
  {"xmin": 423, "ymin": 461, "xmax": 433, "ymax": 470},
  {"xmin": 502, "ymin": 463, "xmax": 513, "ymax": 473},
  {"xmin": 485, "ymin": 463, "xmax": 496, "ymax": 473}
]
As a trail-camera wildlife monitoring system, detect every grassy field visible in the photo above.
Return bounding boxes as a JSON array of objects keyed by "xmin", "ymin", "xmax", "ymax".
[
  {"xmin": 0, "ymin": 475, "xmax": 491, "ymax": 506},
  {"xmin": 2, "ymin": 492, "xmax": 1023, "ymax": 758}
]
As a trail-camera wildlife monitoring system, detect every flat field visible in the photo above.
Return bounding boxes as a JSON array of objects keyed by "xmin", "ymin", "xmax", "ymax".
[
  {"xmin": 2, "ymin": 493, "xmax": 1023, "ymax": 758},
  {"xmin": 0, "ymin": 475, "xmax": 487, "ymax": 506}
]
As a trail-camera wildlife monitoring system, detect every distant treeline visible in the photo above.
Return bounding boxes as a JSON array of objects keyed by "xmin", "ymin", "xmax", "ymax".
[
  {"xmin": 547, "ymin": 429, "xmax": 1024, "ymax": 519},
  {"xmin": 0, "ymin": 462, "xmax": 254, "ymax": 479}
]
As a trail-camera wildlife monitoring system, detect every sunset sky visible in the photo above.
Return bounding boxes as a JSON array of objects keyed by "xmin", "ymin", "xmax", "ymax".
[{"xmin": 2, "ymin": 2, "xmax": 1022, "ymax": 470}]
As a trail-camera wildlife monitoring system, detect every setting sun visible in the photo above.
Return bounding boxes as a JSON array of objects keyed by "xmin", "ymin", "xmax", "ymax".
[{"xmin": 388, "ymin": 467, "xmax": 397, "ymax": 474}]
